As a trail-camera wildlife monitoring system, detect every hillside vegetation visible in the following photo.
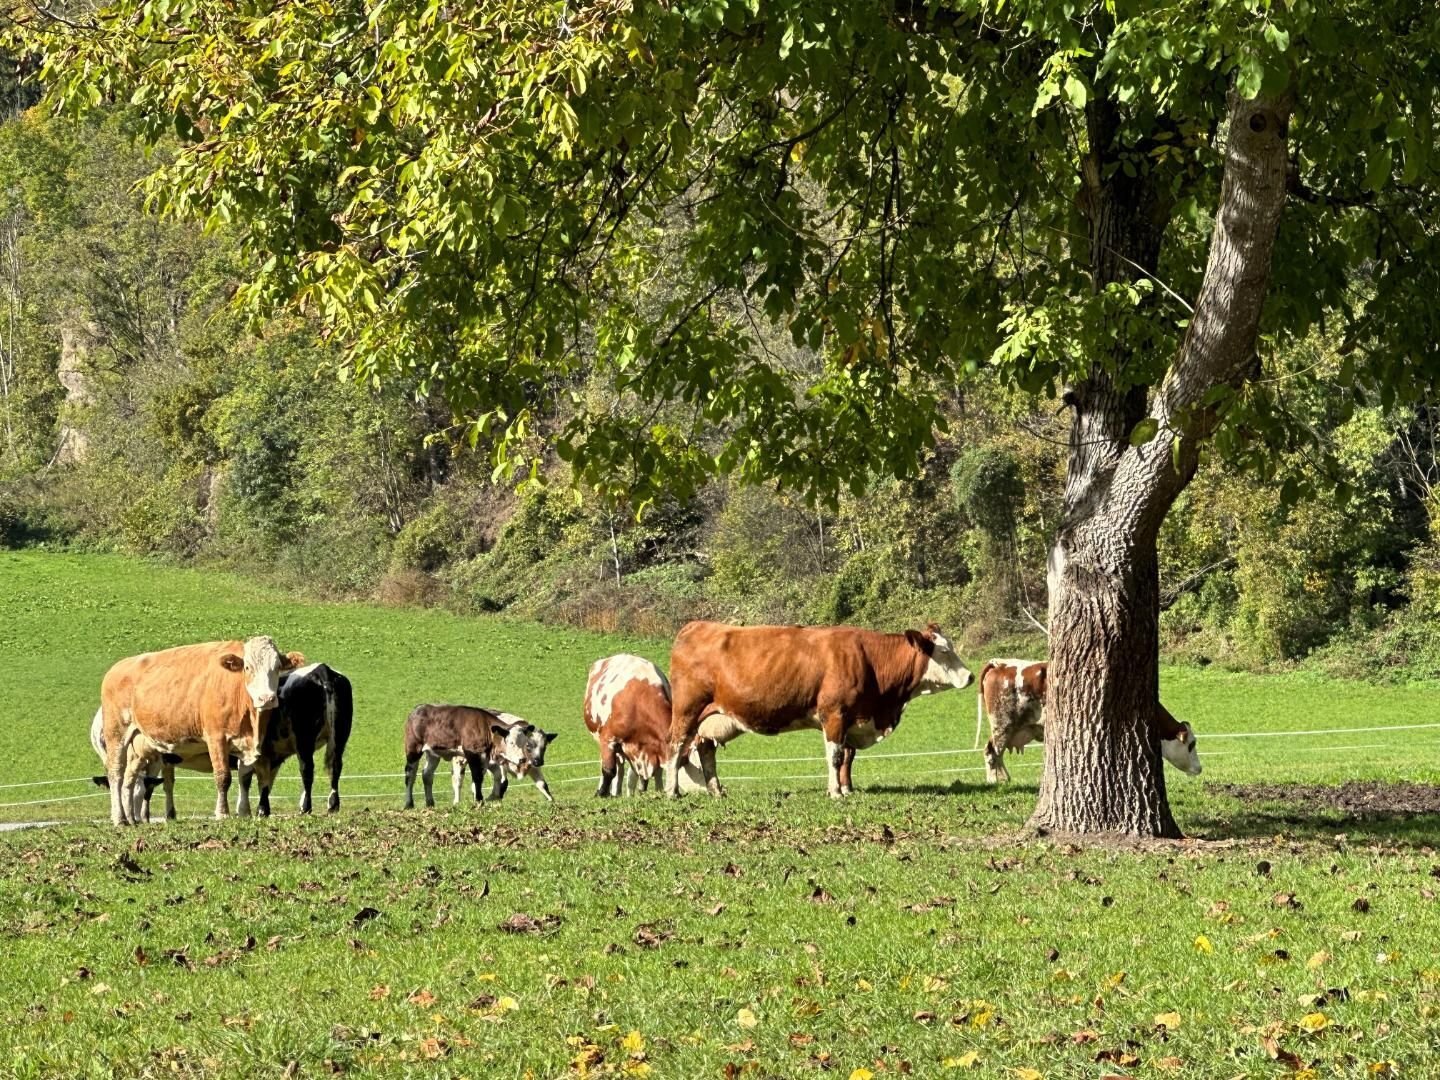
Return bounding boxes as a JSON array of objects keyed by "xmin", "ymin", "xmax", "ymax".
[{"xmin": 3, "ymin": 110, "xmax": 1440, "ymax": 677}]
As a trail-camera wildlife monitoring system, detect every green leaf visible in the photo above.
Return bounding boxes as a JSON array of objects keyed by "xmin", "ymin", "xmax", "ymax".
[
  {"xmin": 1063, "ymin": 74, "xmax": 1087, "ymax": 110},
  {"xmin": 1364, "ymin": 145, "xmax": 1393, "ymax": 192},
  {"xmin": 1129, "ymin": 417, "xmax": 1159, "ymax": 445}
]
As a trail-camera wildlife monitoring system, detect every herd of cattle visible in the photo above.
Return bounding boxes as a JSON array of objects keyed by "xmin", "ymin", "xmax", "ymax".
[{"xmin": 90, "ymin": 622, "xmax": 1202, "ymax": 825}]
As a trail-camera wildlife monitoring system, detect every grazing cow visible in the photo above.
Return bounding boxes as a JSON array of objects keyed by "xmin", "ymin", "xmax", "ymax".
[
  {"xmin": 667, "ymin": 622, "xmax": 975, "ymax": 798},
  {"xmin": 100, "ymin": 637, "xmax": 303, "ymax": 824},
  {"xmin": 449, "ymin": 711, "xmax": 558, "ymax": 803},
  {"xmin": 239, "ymin": 662, "xmax": 354, "ymax": 816},
  {"xmin": 584, "ymin": 654, "xmax": 710, "ymax": 796},
  {"xmin": 973, "ymin": 658, "xmax": 1203, "ymax": 782}
]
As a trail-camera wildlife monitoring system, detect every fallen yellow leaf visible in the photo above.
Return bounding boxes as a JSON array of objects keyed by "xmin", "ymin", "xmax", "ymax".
[
  {"xmin": 737, "ymin": 1007, "xmax": 759, "ymax": 1030},
  {"xmin": 621, "ymin": 1030, "xmax": 645, "ymax": 1054},
  {"xmin": 1194, "ymin": 934, "xmax": 1214, "ymax": 954},
  {"xmin": 1297, "ymin": 1012, "xmax": 1329, "ymax": 1034},
  {"xmin": 849, "ymin": 1070, "xmax": 875, "ymax": 1080},
  {"xmin": 1010, "ymin": 1068, "xmax": 1043, "ymax": 1080},
  {"xmin": 856, "ymin": 978, "xmax": 873, "ymax": 992},
  {"xmin": 1154, "ymin": 1010, "xmax": 1182, "ymax": 1030},
  {"xmin": 945, "ymin": 1051, "xmax": 981, "ymax": 1069},
  {"xmin": 1306, "ymin": 950, "xmax": 1330, "ymax": 970}
]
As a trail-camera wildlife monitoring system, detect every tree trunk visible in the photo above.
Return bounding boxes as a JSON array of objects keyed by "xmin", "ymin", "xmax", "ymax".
[{"xmin": 1030, "ymin": 86, "xmax": 1293, "ymax": 837}]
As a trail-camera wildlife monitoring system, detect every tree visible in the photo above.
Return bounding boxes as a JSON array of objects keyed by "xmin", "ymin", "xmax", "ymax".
[{"xmin": 12, "ymin": 1, "xmax": 1440, "ymax": 835}]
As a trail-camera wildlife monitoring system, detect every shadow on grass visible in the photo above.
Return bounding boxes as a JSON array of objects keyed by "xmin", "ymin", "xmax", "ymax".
[
  {"xmin": 1185, "ymin": 781, "xmax": 1440, "ymax": 845},
  {"xmin": 860, "ymin": 781, "xmax": 1041, "ymax": 798}
]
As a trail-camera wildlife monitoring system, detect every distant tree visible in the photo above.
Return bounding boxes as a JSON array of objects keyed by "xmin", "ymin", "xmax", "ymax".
[{"xmin": 12, "ymin": 1, "xmax": 1440, "ymax": 835}]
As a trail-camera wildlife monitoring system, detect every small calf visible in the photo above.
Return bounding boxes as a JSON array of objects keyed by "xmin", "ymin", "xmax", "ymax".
[
  {"xmin": 450, "ymin": 712, "xmax": 558, "ymax": 803},
  {"xmin": 403, "ymin": 704, "xmax": 500, "ymax": 808},
  {"xmin": 974, "ymin": 659, "xmax": 1203, "ymax": 782}
]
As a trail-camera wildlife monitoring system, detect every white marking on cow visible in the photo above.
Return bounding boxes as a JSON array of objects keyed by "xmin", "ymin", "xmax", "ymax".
[
  {"xmin": 1161, "ymin": 726, "xmax": 1203, "ymax": 775},
  {"xmin": 914, "ymin": 631, "xmax": 975, "ymax": 695}
]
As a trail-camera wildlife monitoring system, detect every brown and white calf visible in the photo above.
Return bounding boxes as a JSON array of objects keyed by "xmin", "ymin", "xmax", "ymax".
[
  {"xmin": 973, "ymin": 658, "xmax": 1202, "ymax": 782},
  {"xmin": 403, "ymin": 705, "xmax": 553, "ymax": 807},
  {"xmin": 99, "ymin": 637, "xmax": 303, "ymax": 824},
  {"xmin": 667, "ymin": 622, "xmax": 975, "ymax": 798},
  {"xmin": 448, "ymin": 711, "xmax": 558, "ymax": 803},
  {"xmin": 584, "ymin": 654, "xmax": 709, "ymax": 796}
]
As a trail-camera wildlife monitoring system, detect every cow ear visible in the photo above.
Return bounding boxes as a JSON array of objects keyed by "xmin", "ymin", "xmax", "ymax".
[
  {"xmin": 219, "ymin": 653, "xmax": 244, "ymax": 672},
  {"xmin": 491, "ymin": 724, "xmax": 509, "ymax": 738},
  {"xmin": 282, "ymin": 651, "xmax": 306, "ymax": 671},
  {"xmin": 925, "ymin": 622, "xmax": 942, "ymax": 637},
  {"xmin": 545, "ymin": 732, "xmax": 559, "ymax": 744}
]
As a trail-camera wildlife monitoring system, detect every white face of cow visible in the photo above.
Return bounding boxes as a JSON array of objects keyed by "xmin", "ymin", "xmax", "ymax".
[
  {"xmin": 239, "ymin": 636, "xmax": 285, "ymax": 713},
  {"xmin": 1161, "ymin": 724, "xmax": 1202, "ymax": 776},
  {"xmin": 915, "ymin": 628, "xmax": 975, "ymax": 695},
  {"xmin": 494, "ymin": 716, "xmax": 556, "ymax": 774}
]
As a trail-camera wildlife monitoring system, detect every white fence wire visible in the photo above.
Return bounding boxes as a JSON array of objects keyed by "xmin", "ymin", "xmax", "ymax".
[{"xmin": 3, "ymin": 718, "xmax": 1436, "ymax": 813}]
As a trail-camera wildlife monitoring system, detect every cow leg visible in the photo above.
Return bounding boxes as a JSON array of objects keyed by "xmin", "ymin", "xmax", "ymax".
[
  {"xmin": 666, "ymin": 689, "xmax": 709, "ymax": 798},
  {"xmin": 450, "ymin": 757, "xmax": 465, "ymax": 805},
  {"xmin": 820, "ymin": 710, "xmax": 848, "ymax": 799},
  {"xmin": 324, "ymin": 736, "xmax": 344, "ymax": 814},
  {"xmin": 403, "ymin": 751, "xmax": 422, "ymax": 809},
  {"xmin": 206, "ymin": 735, "xmax": 232, "ymax": 819},
  {"xmin": 105, "ymin": 722, "xmax": 131, "ymax": 826},
  {"xmin": 255, "ymin": 756, "xmax": 277, "ymax": 818},
  {"xmin": 463, "ymin": 752, "xmax": 487, "ymax": 804},
  {"xmin": 297, "ymin": 744, "xmax": 317, "ymax": 815},
  {"xmin": 597, "ymin": 742, "xmax": 621, "ymax": 797},
  {"xmin": 421, "ymin": 751, "xmax": 440, "ymax": 808},
  {"xmin": 838, "ymin": 746, "xmax": 857, "ymax": 796},
  {"xmin": 162, "ymin": 764, "xmax": 176, "ymax": 821},
  {"xmin": 237, "ymin": 766, "xmax": 253, "ymax": 817},
  {"xmin": 984, "ymin": 737, "xmax": 1011, "ymax": 784},
  {"xmin": 118, "ymin": 730, "xmax": 155, "ymax": 826},
  {"xmin": 697, "ymin": 741, "xmax": 724, "ymax": 797},
  {"xmin": 624, "ymin": 761, "xmax": 639, "ymax": 796}
]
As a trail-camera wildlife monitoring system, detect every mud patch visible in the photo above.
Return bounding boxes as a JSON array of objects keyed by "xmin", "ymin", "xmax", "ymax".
[{"xmin": 1218, "ymin": 781, "xmax": 1440, "ymax": 817}]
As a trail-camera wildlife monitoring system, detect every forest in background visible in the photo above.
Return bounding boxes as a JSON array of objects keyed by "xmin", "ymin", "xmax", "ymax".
[{"xmin": 3, "ymin": 105, "xmax": 1440, "ymax": 680}]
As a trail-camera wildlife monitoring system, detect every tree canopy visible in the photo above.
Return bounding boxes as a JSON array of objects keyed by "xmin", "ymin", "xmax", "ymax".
[{"xmin": 11, "ymin": 0, "xmax": 1437, "ymax": 513}]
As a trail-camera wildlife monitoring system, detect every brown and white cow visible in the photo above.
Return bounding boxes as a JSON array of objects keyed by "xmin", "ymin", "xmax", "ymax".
[
  {"xmin": 973, "ymin": 658, "xmax": 1202, "ymax": 782},
  {"xmin": 403, "ymin": 704, "xmax": 551, "ymax": 808},
  {"xmin": 667, "ymin": 622, "xmax": 975, "ymax": 798},
  {"xmin": 584, "ymin": 654, "xmax": 709, "ymax": 796},
  {"xmin": 448, "ymin": 711, "xmax": 558, "ymax": 803},
  {"xmin": 100, "ymin": 637, "xmax": 303, "ymax": 825}
]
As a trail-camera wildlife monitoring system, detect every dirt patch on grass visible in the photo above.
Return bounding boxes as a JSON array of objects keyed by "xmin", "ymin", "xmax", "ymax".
[{"xmin": 1217, "ymin": 781, "xmax": 1440, "ymax": 816}]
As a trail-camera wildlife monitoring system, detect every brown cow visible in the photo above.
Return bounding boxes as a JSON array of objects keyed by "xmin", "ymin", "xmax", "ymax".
[
  {"xmin": 667, "ymin": 622, "xmax": 975, "ymax": 798},
  {"xmin": 403, "ymin": 704, "xmax": 546, "ymax": 808},
  {"xmin": 974, "ymin": 658, "xmax": 1203, "ymax": 782},
  {"xmin": 100, "ymin": 637, "xmax": 303, "ymax": 825},
  {"xmin": 584, "ymin": 654, "xmax": 709, "ymax": 796}
]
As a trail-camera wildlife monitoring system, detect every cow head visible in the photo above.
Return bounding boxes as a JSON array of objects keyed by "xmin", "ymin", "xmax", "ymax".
[
  {"xmin": 1160, "ymin": 721, "xmax": 1202, "ymax": 776},
  {"xmin": 219, "ymin": 637, "xmax": 301, "ymax": 714},
  {"xmin": 909, "ymin": 624, "xmax": 975, "ymax": 694},
  {"xmin": 492, "ymin": 714, "xmax": 554, "ymax": 775}
]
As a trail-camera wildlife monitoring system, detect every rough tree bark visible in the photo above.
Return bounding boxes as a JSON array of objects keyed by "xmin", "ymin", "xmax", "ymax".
[{"xmin": 1030, "ymin": 86, "xmax": 1293, "ymax": 838}]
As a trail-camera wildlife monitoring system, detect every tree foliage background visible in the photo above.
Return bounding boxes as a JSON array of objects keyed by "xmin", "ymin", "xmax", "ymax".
[{"xmin": 2, "ymin": 0, "xmax": 1440, "ymax": 681}]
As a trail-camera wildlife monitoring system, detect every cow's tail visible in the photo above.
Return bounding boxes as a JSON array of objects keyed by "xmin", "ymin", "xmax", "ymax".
[{"xmin": 973, "ymin": 663, "xmax": 994, "ymax": 750}]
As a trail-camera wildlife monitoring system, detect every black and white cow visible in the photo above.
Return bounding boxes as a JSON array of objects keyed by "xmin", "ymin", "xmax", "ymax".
[
  {"xmin": 450, "ymin": 711, "xmax": 558, "ymax": 802},
  {"xmin": 240, "ymin": 662, "xmax": 353, "ymax": 815}
]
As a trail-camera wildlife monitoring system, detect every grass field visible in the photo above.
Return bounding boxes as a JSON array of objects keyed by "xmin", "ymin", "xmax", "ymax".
[{"xmin": 2, "ymin": 551, "xmax": 1439, "ymax": 1078}]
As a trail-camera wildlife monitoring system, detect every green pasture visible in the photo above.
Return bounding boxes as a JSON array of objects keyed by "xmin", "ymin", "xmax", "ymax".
[
  {"xmin": 1, "ymin": 552, "xmax": 1439, "ymax": 1079},
  {"xmin": 2, "ymin": 551, "xmax": 1439, "ymax": 825}
]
